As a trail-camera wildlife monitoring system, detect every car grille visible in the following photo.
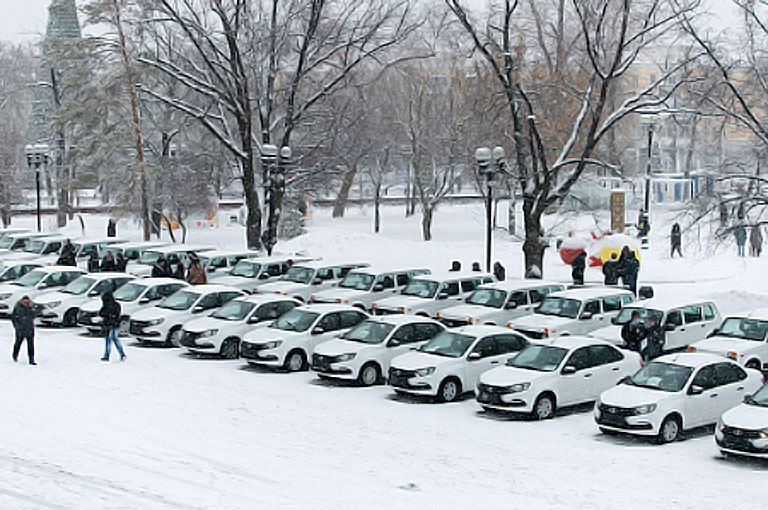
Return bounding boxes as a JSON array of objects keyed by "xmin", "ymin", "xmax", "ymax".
[
  {"xmin": 389, "ymin": 368, "xmax": 418, "ymax": 388},
  {"xmin": 477, "ymin": 383, "xmax": 510, "ymax": 395},
  {"xmin": 129, "ymin": 320, "xmax": 150, "ymax": 335},
  {"xmin": 597, "ymin": 403, "xmax": 635, "ymax": 417},
  {"xmin": 439, "ymin": 318, "xmax": 470, "ymax": 328},
  {"xmin": 312, "ymin": 353, "xmax": 336, "ymax": 369},
  {"xmin": 180, "ymin": 330, "xmax": 202, "ymax": 348},
  {"xmin": 372, "ymin": 308, "xmax": 400, "ymax": 316},
  {"xmin": 722, "ymin": 426, "xmax": 762, "ymax": 440},
  {"xmin": 77, "ymin": 310, "xmax": 99, "ymax": 325},
  {"xmin": 240, "ymin": 342, "xmax": 270, "ymax": 359}
]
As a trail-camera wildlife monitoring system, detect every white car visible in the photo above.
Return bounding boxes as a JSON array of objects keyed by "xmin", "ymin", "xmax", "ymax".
[
  {"xmin": 129, "ymin": 284, "xmax": 245, "ymax": 345},
  {"xmin": 35, "ymin": 272, "xmax": 136, "ymax": 326},
  {"xmin": 77, "ymin": 278, "xmax": 190, "ymax": 335},
  {"xmin": 689, "ymin": 308, "xmax": 768, "ymax": 372},
  {"xmin": 388, "ymin": 325, "xmax": 531, "ymax": 402},
  {"xmin": 596, "ymin": 353, "xmax": 764, "ymax": 443},
  {"xmin": 0, "ymin": 236, "xmax": 67, "ymax": 261},
  {"xmin": 477, "ymin": 336, "xmax": 641, "ymax": 419},
  {"xmin": 257, "ymin": 261, "xmax": 369, "ymax": 303},
  {"xmin": 129, "ymin": 244, "xmax": 216, "ymax": 277},
  {"xmin": 436, "ymin": 280, "xmax": 565, "ymax": 327},
  {"xmin": 35, "ymin": 237, "xmax": 128, "ymax": 268},
  {"xmin": 508, "ymin": 287, "xmax": 635, "ymax": 340},
  {"xmin": 179, "ymin": 295, "xmax": 300, "ymax": 358},
  {"xmin": 0, "ymin": 266, "xmax": 86, "ymax": 317},
  {"xmin": 198, "ymin": 249, "xmax": 263, "ymax": 279},
  {"xmin": 312, "ymin": 315, "xmax": 445, "ymax": 386},
  {"xmin": 239, "ymin": 304, "xmax": 369, "ymax": 372},
  {"xmin": 311, "ymin": 266, "xmax": 430, "ymax": 311},
  {"xmin": 715, "ymin": 382, "xmax": 768, "ymax": 458},
  {"xmin": 0, "ymin": 232, "xmax": 58, "ymax": 255},
  {"xmin": 215, "ymin": 255, "xmax": 313, "ymax": 293},
  {"xmin": 370, "ymin": 272, "xmax": 493, "ymax": 318},
  {"xmin": 0, "ymin": 260, "xmax": 44, "ymax": 283},
  {"xmin": 592, "ymin": 298, "xmax": 721, "ymax": 352}
]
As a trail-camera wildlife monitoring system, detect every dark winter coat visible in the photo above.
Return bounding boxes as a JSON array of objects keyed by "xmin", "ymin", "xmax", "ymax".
[
  {"xmin": 98, "ymin": 292, "xmax": 121, "ymax": 329},
  {"xmin": 58, "ymin": 243, "xmax": 77, "ymax": 266},
  {"xmin": 152, "ymin": 261, "xmax": 171, "ymax": 278},
  {"xmin": 101, "ymin": 256, "xmax": 117, "ymax": 272},
  {"xmin": 186, "ymin": 262, "xmax": 207, "ymax": 285},
  {"xmin": 88, "ymin": 253, "xmax": 100, "ymax": 273},
  {"xmin": 621, "ymin": 318, "xmax": 646, "ymax": 352},
  {"xmin": 643, "ymin": 323, "xmax": 665, "ymax": 360},
  {"xmin": 493, "ymin": 262, "xmax": 506, "ymax": 282},
  {"xmin": 12, "ymin": 301, "xmax": 41, "ymax": 337},
  {"xmin": 735, "ymin": 226, "xmax": 747, "ymax": 246},
  {"xmin": 571, "ymin": 252, "xmax": 586, "ymax": 284},
  {"xmin": 602, "ymin": 260, "xmax": 619, "ymax": 285},
  {"xmin": 172, "ymin": 263, "xmax": 186, "ymax": 281},
  {"xmin": 107, "ymin": 219, "xmax": 116, "ymax": 238},
  {"xmin": 115, "ymin": 254, "xmax": 128, "ymax": 272},
  {"xmin": 671, "ymin": 224, "xmax": 681, "ymax": 247}
]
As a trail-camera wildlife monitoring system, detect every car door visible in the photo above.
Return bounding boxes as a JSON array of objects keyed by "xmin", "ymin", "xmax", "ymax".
[
  {"xmin": 464, "ymin": 335, "xmax": 499, "ymax": 388},
  {"xmin": 310, "ymin": 312, "xmax": 345, "ymax": 352},
  {"xmin": 684, "ymin": 364, "xmax": 719, "ymax": 427},
  {"xmin": 576, "ymin": 300, "xmax": 602, "ymax": 334},
  {"xmin": 587, "ymin": 344, "xmax": 627, "ymax": 397},
  {"xmin": 438, "ymin": 281, "xmax": 464, "ymax": 306},
  {"xmin": 386, "ymin": 324, "xmax": 418, "ymax": 365},
  {"xmin": 662, "ymin": 310, "xmax": 686, "ymax": 350},
  {"xmin": 700, "ymin": 304, "xmax": 719, "ymax": 339},
  {"xmin": 713, "ymin": 362, "xmax": 750, "ymax": 411},
  {"xmin": 558, "ymin": 347, "xmax": 596, "ymax": 406},
  {"xmin": 504, "ymin": 290, "xmax": 530, "ymax": 320}
]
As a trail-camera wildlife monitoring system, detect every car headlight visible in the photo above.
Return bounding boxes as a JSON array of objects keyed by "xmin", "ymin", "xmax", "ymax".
[
  {"xmin": 414, "ymin": 367, "xmax": 435, "ymax": 377},
  {"xmin": 44, "ymin": 301, "xmax": 61, "ymax": 308},
  {"xmin": 632, "ymin": 403, "xmax": 657, "ymax": 415},
  {"xmin": 507, "ymin": 382, "xmax": 531, "ymax": 393},
  {"xmin": 716, "ymin": 419, "xmax": 725, "ymax": 434},
  {"xmin": 200, "ymin": 329, "xmax": 218, "ymax": 338},
  {"xmin": 262, "ymin": 340, "xmax": 282, "ymax": 349},
  {"xmin": 0, "ymin": 293, "xmax": 11, "ymax": 300},
  {"xmin": 336, "ymin": 353, "xmax": 356, "ymax": 362},
  {"xmin": 148, "ymin": 318, "xmax": 165, "ymax": 326},
  {"xmin": 759, "ymin": 429, "xmax": 768, "ymax": 440}
]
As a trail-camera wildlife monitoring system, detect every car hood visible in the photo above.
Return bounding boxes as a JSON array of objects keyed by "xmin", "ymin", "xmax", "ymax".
[
  {"xmin": 511, "ymin": 314, "xmax": 573, "ymax": 331},
  {"xmin": 692, "ymin": 336, "xmax": 761, "ymax": 355},
  {"xmin": 216, "ymin": 275, "xmax": 252, "ymax": 287},
  {"xmin": 184, "ymin": 316, "xmax": 227, "ymax": 333},
  {"xmin": 374, "ymin": 295, "xmax": 428, "ymax": 309},
  {"xmin": 390, "ymin": 350, "xmax": 452, "ymax": 371},
  {"xmin": 258, "ymin": 281, "xmax": 306, "ymax": 293},
  {"xmin": 242, "ymin": 327, "xmax": 302, "ymax": 343},
  {"xmin": 479, "ymin": 365, "xmax": 550, "ymax": 386},
  {"xmin": 314, "ymin": 287, "xmax": 367, "ymax": 300},
  {"xmin": 599, "ymin": 384, "xmax": 671, "ymax": 408},
  {"xmin": 34, "ymin": 290, "xmax": 69, "ymax": 304},
  {"xmin": 439, "ymin": 304, "xmax": 497, "ymax": 319},
  {"xmin": 721, "ymin": 403, "xmax": 768, "ymax": 430},
  {"xmin": 0, "ymin": 283, "xmax": 22, "ymax": 295},
  {"xmin": 315, "ymin": 337, "xmax": 378, "ymax": 356},
  {"xmin": 590, "ymin": 325, "xmax": 623, "ymax": 345},
  {"xmin": 80, "ymin": 298, "xmax": 102, "ymax": 313},
  {"xmin": 132, "ymin": 306, "xmax": 183, "ymax": 321}
]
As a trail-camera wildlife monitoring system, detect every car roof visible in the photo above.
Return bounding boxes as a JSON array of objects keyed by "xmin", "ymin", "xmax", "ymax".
[
  {"xmin": 655, "ymin": 352, "xmax": 729, "ymax": 368},
  {"xmin": 412, "ymin": 271, "xmax": 493, "ymax": 282},
  {"xmin": 299, "ymin": 303, "xmax": 367, "ymax": 313},
  {"xmin": 0, "ymin": 228, "xmax": 29, "ymax": 234},
  {"xmin": 7, "ymin": 232, "xmax": 57, "ymax": 239},
  {"xmin": 32, "ymin": 265, "xmax": 87, "ymax": 274},
  {"xmin": 290, "ymin": 260, "xmax": 369, "ymax": 270},
  {"xmin": 81, "ymin": 272, "xmax": 135, "ymax": 280},
  {"xmin": 110, "ymin": 241, "xmax": 169, "ymax": 250},
  {"xmin": 541, "ymin": 335, "xmax": 613, "ymax": 350},
  {"xmin": 27, "ymin": 235, "xmax": 68, "ymax": 243},
  {"xmin": 0, "ymin": 259, "xmax": 44, "ymax": 267},
  {"xmin": 478, "ymin": 279, "xmax": 564, "ymax": 292},
  {"xmin": 199, "ymin": 249, "xmax": 263, "ymax": 258},
  {"xmin": 626, "ymin": 296, "xmax": 716, "ymax": 311},
  {"xmin": 128, "ymin": 277, "xmax": 189, "ymax": 286},
  {"xmin": 451, "ymin": 325, "xmax": 517, "ymax": 336},
  {"xmin": 346, "ymin": 266, "xmax": 430, "ymax": 275},
  {"xmin": 76, "ymin": 238, "xmax": 129, "ymax": 245},
  {"xmin": 146, "ymin": 245, "xmax": 216, "ymax": 254},
  {"xmin": 239, "ymin": 255, "xmax": 313, "ymax": 264},
  {"xmin": 363, "ymin": 314, "xmax": 442, "ymax": 326},
  {"xmin": 547, "ymin": 287, "xmax": 634, "ymax": 300},
  {"xmin": 235, "ymin": 294, "xmax": 301, "ymax": 305},
  {"xmin": 177, "ymin": 283, "xmax": 243, "ymax": 293}
]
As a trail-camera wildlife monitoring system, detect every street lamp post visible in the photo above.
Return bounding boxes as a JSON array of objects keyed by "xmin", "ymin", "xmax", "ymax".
[
  {"xmin": 475, "ymin": 146, "xmax": 507, "ymax": 273},
  {"xmin": 24, "ymin": 143, "xmax": 50, "ymax": 232},
  {"xmin": 641, "ymin": 125, "xmax": 654, "ymax": 249}
]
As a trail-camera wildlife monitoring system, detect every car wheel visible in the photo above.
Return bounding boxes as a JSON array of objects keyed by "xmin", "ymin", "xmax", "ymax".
[
  {"xmin": 166, "ymin": 328, "xmax": 181, "ymax": 347},
  {"xmin": 220, "ymin": 338, "xmax": 239, "ymax": 359},
  {"xmin": 437, "ymin": 378, "xmax": 461, "ymax": 403},
  {"xmin": 118, "ymin": 317, "xmax": 130, "ymax": 337},
  {"xmin": 284, "ymin": 350, "xmax": 306, "ymax": 372},
  {"xmin": 532, "ymin": 394, "xmax": 555, "ymax": 420},
  {"xmin": 657, "ymin": 415, "xmax": 681, "ymax": 444},
  {"xmin": 63, "ymin": 309, "xmax": 78, "ymax": 327},
  {"xmin": 358, "ymin": 363, "xmax": 380, "ymax": 386}
]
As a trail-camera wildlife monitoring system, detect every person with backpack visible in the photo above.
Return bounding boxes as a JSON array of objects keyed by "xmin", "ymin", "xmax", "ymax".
[
  {"xmin": 621, "ymin": 310, "xmax": 646, "ymax": 353},
  {"xmin": 571, "ymin": 251, "xmax": 586, "ymax": 286},
  {"xmin": 643, "ymin": 316, "xmax": 665, "ymax": 362},
  {"xmin": 99, "ymin": 292, "xmax": 125, "ymax": 362},
  {"xmin": 602, "ymin": 252, "xmax": 619, "ymax": 285}
]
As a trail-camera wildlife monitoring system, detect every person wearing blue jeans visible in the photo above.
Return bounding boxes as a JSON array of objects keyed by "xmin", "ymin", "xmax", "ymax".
[{"xmin": 99, "ymin": 291, "xmax": 126, "ymax": 362}]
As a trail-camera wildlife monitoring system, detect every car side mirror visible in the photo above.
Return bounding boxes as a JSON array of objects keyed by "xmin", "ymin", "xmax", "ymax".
[
  {"xmin": 467, "ymin": 352, "xmax": 481, "ymax": 361},
  {"xmin": 192, "ymin": 306, "xmax": 204, "ymax": 314},
  {"xmin": 437, "ymin": 291, "xmax": 449, "ymax": 301},
  {"xmin": 248, "ymin": 316, "xmax": 261, "ymax": 324},
  {"xmin": 618, "ymin": 375, "xmax": 631, "ymax": 385},
  {"xmin": 259, "ymin": 273, "xmax": 270, "ymax": 280},
  {"xmin": 207, "ymin": 267, "xmax": 215, "ymax": 273},
  {"xmin": 664, "ymin": 322, "xmax": 677, "ymax": 331},
  {"xmin": 88, "ymin": 290, "xmax": 99, "ymax": 297},
  {"xmin": 38, "ymin": 283, "xmax": 48, "ymax": 289},
  {"xmin": 312, "ymin": 326, "xmax": 325, "ymax": 335},
  {"xmin": 139, "ymin": 298, "xmax": 150, "ymax": 304},
  {"xmin": 387, "ymin": 339, "xmax": 401, "ymax": 347},
  {"xmin": 505, "ymin": 301, "xmax": 518, "ymax": 310},
  {"xmin": 372, "ymin": 283, "xmax": 384, "ymax": 292},
  {"xmin": 610, "ymin": 317, "xmax": 617, "ymax": 325},
  {"xmin": 689, "ymin": 385, "xmax": 704, "ymax": 395},
  {"xmin": 743, "ymin": 393, "xmax": 753, "ymax": 403},
  {"xmin": 561, "ymin": 365, "xmax": 577, "ymax": 375},
  {"xmin": 580, "ymin": 312, "xmax": 593, "ymax": 320},
  {"xmin": 707, "ymin": 329, "xmax": 718, "ymax": 338}
]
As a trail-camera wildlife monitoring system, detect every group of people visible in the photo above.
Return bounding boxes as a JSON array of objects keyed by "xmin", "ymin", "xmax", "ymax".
[
  {"xmin": 734, "ymin": 224, "xmax": 763, "ymax": 257},
  {"xmin": 621, "ymin": 310, "xmax": 665, "ymax": 362},
  {"xmin": 151, "ymin": 256, "xmax": 207, "ymax": 285},
  {"xmin": 11, "ymin": 290, "xmax": 126, "ymax": 365},
  {"xmin": 448, "ymin": 260, "xmax": 507, "ymax": 281},
  {"xmin": 571, "ymin": 245, "xmax": 640, "ymax": 295}
]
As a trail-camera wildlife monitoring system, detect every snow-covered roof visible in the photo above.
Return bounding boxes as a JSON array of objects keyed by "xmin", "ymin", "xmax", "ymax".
[
  {"xmin": 128, "ymin": 277, "xmax": 189, "ymax": 287},
  {"xmin": 199, "ymin": 249, "xmax": 262, "ymax": 259},
  {"xmin": 479, "ymin": 279, "xmax": 564, "ymax": 292},
  {"xmin": 364, "ymin": 314, "xmax": 442, "ymax": 326},
  {"xmin": 300, "ymin": 303, "xmax": 369, "ymax": 314},
  {"xmin": 656, "ymin": 352, "xmax": 729, "ymax": 368},
  {"xmin": 145, "ymin": 245, "xmax": 216, "ymax": 255},
  {"xmin": 548, "ymin": 287, "xmax": 634, "ymax": 300},
  {"xmin": 626, "ymin": 296, "xmax": 717, "ymax": 312},
  {"xmin": 178, "ymin": 284, "xmax": 244, "ymax": 294},
  {"xmin": 29, "ymin": 265, "xmax": 87, "ymax": 274},
  {"xmin": 451, "ymin": 325, "xmax": 515, "ymax": 337},
  {"xmin": 236, "ymin": 294, "xmax": 301, "ymax": 305},
  {"xmin": 543, "ymin": 335, "xmax": 614, "ymax": 350}
]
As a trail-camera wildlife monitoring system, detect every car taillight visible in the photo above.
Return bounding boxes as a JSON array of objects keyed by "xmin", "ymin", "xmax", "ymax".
[
  {"xmin": 686, "ymin": 346, "xmax": 696, "ymax": 352},
  {"xmin": 726, "ymin": 351, "xmax": 737, "ymax": 360},
  {"xmin": 336, "ymin": 298, "xmax": 342, "ymax": 303}
]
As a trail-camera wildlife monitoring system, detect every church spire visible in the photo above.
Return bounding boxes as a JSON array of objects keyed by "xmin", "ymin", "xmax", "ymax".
[{"xmin": 46, "ymin": 0, "xmax": 82, "ymax": 40}]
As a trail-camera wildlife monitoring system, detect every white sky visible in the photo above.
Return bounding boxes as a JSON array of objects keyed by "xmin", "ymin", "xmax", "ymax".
[{"xmin": 0, "ymin": 0, "xmax": 744, "ymax": 44}]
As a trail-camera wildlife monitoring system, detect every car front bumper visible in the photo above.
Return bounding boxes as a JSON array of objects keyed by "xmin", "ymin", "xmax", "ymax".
[
  {"xmin": 311, "ymin": 354, "xmax": 356, "ymax": 379},
  {"xmin": 129, "ymin": 320, "xmax": 167, "ymax": 342},
  {"xmin": 594, "ymin": 404, "xmax": 657, "ymax": 435},
  {"xmin": 476, "ymin": 386, "xmax": 533, "ymax": 412},
  {"xmin": 388, "ymin": 368, "xmax": 436, "ymax": 395},
  {"xmin": 240, "ymin": 341, "xmax": 283, "ymax": 366},
  {"xmin": 179, "ymin": 330, "xmax": 219, "ymax": 352},
  {"xmin": 715, "ymin": 427, "xmax": 768, "ymax": 457}
]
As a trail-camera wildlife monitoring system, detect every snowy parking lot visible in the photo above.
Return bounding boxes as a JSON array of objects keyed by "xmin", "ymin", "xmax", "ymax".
[{"xmin": 1, "ymin": 204, "xmax": 767, "ymax": 509}]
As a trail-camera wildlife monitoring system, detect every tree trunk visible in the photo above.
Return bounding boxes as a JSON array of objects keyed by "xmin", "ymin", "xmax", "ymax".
[
  {"xmin": 373, "ymin": 182, "xmax": 381, "ymax": 233},
  {"xmin": 522, "ymin": 204, "xmax": 547, "ymax": 279},
  {"xmin": 421, "ymin": 205, "xmax": 433, "ymax": 241},
  {"xmin": 332, "ymin": 165, "xmax": 357, "ymax": 218},
  {"xmin": 178, "ymin": 212, "xmax": 187, "ymax": 243},
  {"xmin": 242, "ymin": 157, "xmax": 262, "ymax": 251},
  {"xmin": 162, "ymin": 214, "xmax": 177, "ymax": 243}
]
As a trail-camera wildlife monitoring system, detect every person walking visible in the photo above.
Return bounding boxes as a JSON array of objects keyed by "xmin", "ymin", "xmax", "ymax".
[
  {"xmin": 100, "ymin": 251, "xmax": 117, "ymax": 272},
  {"xmin": 621, "ymin": 310, "xmax": 646, "ymax": 354},
  {"xmin": 12, "ymin": 296, "xmax": 43, "ymax": 365},
  {"xmin": 492, "ymin": 261, "xmax": 506, "ymax": 281},
  {"xmin": 571, "ymin": 251, "xmax": 586, "ymax": 286},
  {"xmin": 602, "ymin": 252, "xmax": 619, "ymax": 285},
  {"xmin": 99, "ymin": 292, "xmax": 125, "ymax": 362},
  {"xmin": 670, "ymin": 223, "xmax": 683, "ymax": 258},
  {"xmin": 107, "ymin": 218, "xmax": 117, "ymax": 238},
  {"xmin": 750, "ymin": 225, "xmax": 763, "ymax": 257},
  {"xmin": 735, "ymin": 224, "xmax": 747, "ymax": 257},
  {"xmin": 57, "ymin": 239, "xmax": 77, "ymax": 266},
  {"xmin": 186, "ymin": 258, "xmax": 208, "ymax": 285},
  {"xmin": 643, "ymin": 316, "xmax": 665, "ymax": 362}
]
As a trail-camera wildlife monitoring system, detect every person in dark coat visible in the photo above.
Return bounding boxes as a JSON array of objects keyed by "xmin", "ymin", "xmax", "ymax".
[
  {"xmin": 115, "ymin": 252, "xmax": 128, "ymax": 272},
  {"xmin": 735, "ymin": 224, "xmax": 747, "ymax": 257},
  {"xmin": 12, "ymin": 296, "xmax": 43, "ymax": 365},
  {"xmin": 643, "ymin": 316, "xmax": 665, "ymax": 362},
  {"xmin": 98, "ymin": 292, "xmax": 125, "ymax": 362},
  {"xmin": 571, "ymin": 251, "xmax": 586, "ymax": 286},
  {"xmin": 152, "ymin": 258, "xmax": 171, "ymax": 278},
  {"xmin": 449, "ymin": 260, "xmax": 461, "ymax": 272},
  {"xmin": 623, "ymin": 252, "xmax": 640, "ymax": 296},
  {"xmin": 87, "ymin": 251, "xmax": 100, "ymax": 272},
  {"xmin": 100, "ymin": 251, "xmax": 117, "ymax": 272},
  {"xmin": 57, "ymin": 239, "xmax": 77, "ymax": 266},
  {"xmin": 750, "ymin": 225, "xmax": 763, "ymax": 257},
  {"xmin": 492, "ymin": 261, "xmax": 506, "ymax": 281},
  {"xmin": 670, "ymin": 223, "xmax": 682, "ymax": 258},
  {"xmin": 107, "ymin": 218, "xmax": 117, "ymax": 238},
  {"xmin": 621, "ymin": 311, "xmax": 646, "ymax": 353},
  {"xmin": 471, "ymin": 261, "xmax": 482, "ymax": 272},
  {"xmin": 602, "ymin": 252, "xmax": 619, "ymax": 285},
  {"xmin": 171, "ymin": 260, "xmax": 186, "ymax": 280}
]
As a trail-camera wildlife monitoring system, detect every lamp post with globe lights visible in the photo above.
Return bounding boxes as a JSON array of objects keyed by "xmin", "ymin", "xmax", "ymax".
[
  {"xmin": 24, "ymin": 143, "xmax": 50, "ymax": 232},
  {"xmin": 475, "ymin": 146, "xmax": 509, "ymax": 272}
]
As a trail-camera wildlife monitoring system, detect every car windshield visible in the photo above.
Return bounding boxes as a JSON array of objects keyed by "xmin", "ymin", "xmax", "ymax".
[
  {"xmin": 62, "ymin": 277, "xmax": 95, "ymax": 295},
  {"xmin": 231, "ymin": 261, "xmax": 261, "ymax": 278},
  {"xmin": 507, "ymin": 345, "xmax": 568, "ymax": 372},
  {"xmin": 418, "ymin": 331, "xmax": 475, "ymax": 358},
  {"xmin": 614, "ymin": 307, "xmax": 664, "ymax": 325},
  {"xmin": 401, "ymin": 280, "xmax": 439, "ymax": 299},
  {"xmin": 338, "ymin": 272, "xmax": 375, "ymax": 291},
  {"xmin": 626, "ymin": 362, "xmax": 693, "ymax": 392},
  {"xmin": 24, "ymin": 240, "xmax": 45, "ymax": 253},
  {"xmin": 270, "ymin": 309, "xmax": 319, "ymax": 332},
  {"xmin": 212, "ymin": 300, "xmax": 256, "ymax": 321},
  {"xmin": 0, "ymin": 237, "xmax": 15, "ymax": 249},
  {"xmin": 283, "ymin": 266, "xmax": 315, "ymax": 284},
  {"xmin": 747, "ymin": 384, "xmax": 768, "ymax": 407},
  {"xmin": 113, "ymin": 283, "xmax": 148, "ymax": 302},
  {"xmin": 716, "ymin": 317, "xmax": 768, "ymax": 342},
  {"xmin": 465, "ymin": 288, "xmax": 507, "ymax": 308},
  {"xmin": 158, "ymin": 290, "xmax": 200, "ymax": 311},
  {"xmin": 536, "ymin": 297, "xmax": 582, "ymax": 318},
  {"xmin": 341, "ymin": 321, "xmax": 396, "ymax": 344},
  {"xmin": 139, "ymin": 251, "xmax": 162, "ymax": 265},
  {"xmin": 13, "ymin": 270, "xmax": 47, "ymax": 287}
]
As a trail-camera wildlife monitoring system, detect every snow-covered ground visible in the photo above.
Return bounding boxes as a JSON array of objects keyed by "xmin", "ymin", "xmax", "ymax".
[{"xmin": 2, "ymin": 204, "xmax": 767, "ymax": 509}]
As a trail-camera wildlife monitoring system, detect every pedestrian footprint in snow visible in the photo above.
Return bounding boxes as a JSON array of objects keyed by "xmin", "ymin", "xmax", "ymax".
[
  {"xmin": 12, "ymin": 296, "xmax": 44, "ymax": 365},
  {"xmin": 99, "ymin": 292, "xmax": 126, "ymax": 362}
]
